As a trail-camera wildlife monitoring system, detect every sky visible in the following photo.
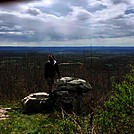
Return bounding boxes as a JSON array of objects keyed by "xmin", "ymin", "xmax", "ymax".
[{"xmin": 0, "ymin": 0, "xmax": 134, "ymax": 47}]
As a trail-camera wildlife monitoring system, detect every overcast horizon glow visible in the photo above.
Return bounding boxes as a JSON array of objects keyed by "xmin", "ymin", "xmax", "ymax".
[{"xmin": 0, "ymin": 0, "xmax": 134, "ymax": 46}]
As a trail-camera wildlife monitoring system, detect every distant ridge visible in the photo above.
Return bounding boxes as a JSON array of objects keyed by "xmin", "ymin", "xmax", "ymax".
[{"xmin": 0, "ymin": 46, "xmax": 134, "ymax": 54}]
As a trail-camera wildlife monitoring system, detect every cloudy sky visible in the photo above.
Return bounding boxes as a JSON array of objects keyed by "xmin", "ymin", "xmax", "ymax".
[{"xmin": 0, "ymin": 0, "xmax": 134, "ymax": 46}]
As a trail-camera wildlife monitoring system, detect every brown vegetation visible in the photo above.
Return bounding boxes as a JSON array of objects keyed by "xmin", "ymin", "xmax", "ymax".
[{"xmin": 0, "ymin": 52, "xmax": 134, "ymax": 114}]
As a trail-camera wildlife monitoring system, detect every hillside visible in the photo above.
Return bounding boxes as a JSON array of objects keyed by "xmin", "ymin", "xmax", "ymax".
[{"xmin": 0, "ymin": 47, "xmax": 134, "ymax": 133}]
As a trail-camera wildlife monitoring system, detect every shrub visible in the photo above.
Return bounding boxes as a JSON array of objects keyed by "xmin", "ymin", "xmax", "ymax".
[{"xmin": 95, "ymin": 66, "xmax": 134, "ymax": 134}]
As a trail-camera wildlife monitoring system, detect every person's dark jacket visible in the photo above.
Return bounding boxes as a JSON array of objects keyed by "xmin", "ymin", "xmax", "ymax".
[{"xmin": 45, "ymin": 60, "xmax": 60, "ymax": 79}]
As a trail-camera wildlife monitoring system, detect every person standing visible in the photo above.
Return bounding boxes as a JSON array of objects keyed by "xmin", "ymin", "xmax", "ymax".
[{"xmin": 45, "ymin": 55, "xmax": 61, "ymax": 93}]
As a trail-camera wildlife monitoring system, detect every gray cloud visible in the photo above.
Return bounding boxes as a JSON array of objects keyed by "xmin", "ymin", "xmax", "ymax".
[
  {"xmin": 67, "ymin": 6, "xmax": 93, "ymax": 21},
  {"xmin": 111, "ymin": 0, "xmax": 131, "ymax": 5},
  {"xmin": 25, "ymin": 8, "xmax": 41, "ymax": 16}
]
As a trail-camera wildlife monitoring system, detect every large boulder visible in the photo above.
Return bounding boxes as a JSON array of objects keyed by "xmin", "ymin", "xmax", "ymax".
[{"xmin": 50, "ymin": 77, "xmax": 92, "ymax": 114}]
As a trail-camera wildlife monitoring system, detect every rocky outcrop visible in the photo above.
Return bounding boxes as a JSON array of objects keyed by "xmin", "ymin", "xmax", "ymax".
[
  {"xmin": 22, "ymin": 77, "xmax": 92, "ymax": 114},
  {"xmin": 50, "ymin": 77, "xmax": 92, "ymax": 114}
]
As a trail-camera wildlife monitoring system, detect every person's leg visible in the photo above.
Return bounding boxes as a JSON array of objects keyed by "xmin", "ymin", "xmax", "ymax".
[
  {"xmin": 47, "ymin": 78, "xmax": 51, "ymax": 93},
  {"xmin": 47, "ymin": 77, "xmax": 54, "ymax": 93},
  {"xmin": 50, "ymin": 78, "xmax": 54, "ymax": 92}
]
